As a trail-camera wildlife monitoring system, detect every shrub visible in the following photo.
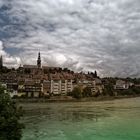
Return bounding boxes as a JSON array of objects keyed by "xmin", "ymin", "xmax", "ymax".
[
  {"xmin": 71, "ymin": 87, "xmax": 82, "ymax": 99},
  {"xmin": 0, "ymin": 85, "xmax": 24, "ymax": 140},
  {"xmin": 82, "ymin": 87, "xmax": 92, "ymax": 97}
]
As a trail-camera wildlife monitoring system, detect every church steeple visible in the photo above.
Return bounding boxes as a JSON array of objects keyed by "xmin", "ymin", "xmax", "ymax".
[
  {"xmin": 0, "ymin": 55, "xmax": 3, "ymax": 69},
  {"xmin": 37, "ymin": 52, "xmax": 41, "ymax": 68},
  {"xmin": 95, "ymin": 70, "xmax": 97, "ymax": 78}
]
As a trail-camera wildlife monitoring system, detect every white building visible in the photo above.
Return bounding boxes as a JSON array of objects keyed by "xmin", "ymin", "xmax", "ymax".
[
  {"xmin": 50, "ymin": 79, "xmax": 73, "ymax": 95},
  {"xmin": 114, "ymin": 80, "xmax": 129, "ymax": 90}
]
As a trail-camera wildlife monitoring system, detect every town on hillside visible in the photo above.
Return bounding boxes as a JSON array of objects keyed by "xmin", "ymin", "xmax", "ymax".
[{"xmin": 0, "ymin": 53, "xmax": 140, "ymax": 99}]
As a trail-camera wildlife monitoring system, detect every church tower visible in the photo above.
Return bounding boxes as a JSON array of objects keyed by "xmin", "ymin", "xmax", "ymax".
[
  {"xmin": 0, "ymin": 55, "xmax": 3, "ymax": 69},
  {"xmin": 94, "ymin": 70, "xmax": 97, "ymax": 78},
  {"xmin": 37, "ymin": 52, "xmax": 41, "ymax": 68}
]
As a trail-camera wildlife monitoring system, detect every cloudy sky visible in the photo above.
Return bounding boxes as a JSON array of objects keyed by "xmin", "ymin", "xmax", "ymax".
[{"xmin": 0, "ymin": 0, "xmax": 140, "ymax": 77}]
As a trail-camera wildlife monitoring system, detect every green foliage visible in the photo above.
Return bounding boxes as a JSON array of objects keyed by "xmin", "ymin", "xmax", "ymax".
[
  {"xmin": 82, "ymin": 87, "xmax": 92, "ymax": 97},
  {"xmin": 0, "ymin": 67, "xmax": 11, "ymax": 74},
  {"xmin": 133, "ymin": 78, "xmax": 140, "ymax": 84},
  {"xmin": 131, "ymin": 86, "xmax": 140, "ymax": 94},
  {"xmin": 117, "ymin": 86, "xmax": 140, "ymax": 96},
  {"xmin": 103, "ymin": 84, "xmax": 114, "ymax": 96},
  {"xmin": 93, "ymin": 90, "xmax": 100, "ymax": 97},
  {"xmin": 117, "ymin": 89, "xmax": 134, "ymax": 95},
  {"xmin": 24, "ymin": 68, "xmax": 31, "ymax": 74},
  {"xmin": 71, "ymin": 87, "xmax": 82, "ymax": 99},
  {"xmin": 0, "ymin": 85, "xmax": 24, "ymax": 140}
]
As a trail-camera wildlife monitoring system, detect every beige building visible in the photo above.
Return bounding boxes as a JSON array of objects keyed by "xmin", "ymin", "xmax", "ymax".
[
  {"xmin": 42, "ymin": 79, "xmax": 73, "ymax": 95},
  {"xmin": 73, "ymin": 79, "xmax": 104, "ymax": 95},
  {"xmin": 43, "ymin": 80, "xmax": 51, "ymax": 96},
  {"xmin": 94, "ymin": 78, "xmax": 104, "ymax": 93},
  {"xmin": 51, "ymin": 80, "xmax": 61, "ymax": 95}
]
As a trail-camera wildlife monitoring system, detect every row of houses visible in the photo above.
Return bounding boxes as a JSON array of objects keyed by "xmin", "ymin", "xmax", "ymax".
[
  {"xmin": 2, "ymin": 76, "xmax": 139, "ymax": 98},
  {"xmin": 1, "ymin": 78, "xmax": 103, "ymax": 98},
  {"xmin": 1, "ymin": 79, "xmax": 72, "ymax": 97}
]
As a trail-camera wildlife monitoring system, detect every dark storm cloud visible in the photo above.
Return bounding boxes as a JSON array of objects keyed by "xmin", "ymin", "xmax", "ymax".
[{"xmin": 0, "ymin": 0, "xmax": 140, "ymax": 77}]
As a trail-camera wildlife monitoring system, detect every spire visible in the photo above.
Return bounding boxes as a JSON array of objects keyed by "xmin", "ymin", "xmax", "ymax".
[
  {"xmin": 94, "ymin": 70, "xmax": 97, "ymax": 78},
  {"xmin": 0, "ymin": 55, "xmax": 3, "ymax": 69},
  {"xmin": 37, "ymin": 52, "xmax": 41, "ymax": 68}
]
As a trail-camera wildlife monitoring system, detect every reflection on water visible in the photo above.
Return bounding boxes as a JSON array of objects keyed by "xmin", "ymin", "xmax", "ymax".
[{"xmin": 21, "ymin": 98, "xmax": 140, "ymax": 140}]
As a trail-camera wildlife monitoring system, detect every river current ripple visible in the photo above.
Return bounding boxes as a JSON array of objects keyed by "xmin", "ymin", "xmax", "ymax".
[{"xmin": 21, "ymin": 97, "xmax": 140, "ymax": 140}]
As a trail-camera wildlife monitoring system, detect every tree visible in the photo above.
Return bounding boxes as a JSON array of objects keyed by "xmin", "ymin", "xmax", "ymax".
[
  {"xmin": 0, "ymin": 85, "xmax": 24, "ymax": 140},
  {"xmin": 0, "ymin": 67, "xmax": 11, "ymax": 74},
  {"xmin": 24, "ymin": 68, "xmax": 31, "ymax": 74},
  {"xmin": 71, "ymin": 87, "xmax": 82, "ymax": 99},
  {"xmin": 63, "ymin": 68, "xmax": 68, "ymax": 72},
  {"xmin": 82, "ymin": 87, "xmax": 92, "ymax": 97},
  {"xmin": 103, "ymin": 84, "xmax": 114, "ymax": 96}
]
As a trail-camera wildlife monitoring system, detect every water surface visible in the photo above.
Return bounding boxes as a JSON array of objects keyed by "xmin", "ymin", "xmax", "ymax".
[{"xmin": 21, "ymin": 98, "xmax": 140, "ymax": 140}]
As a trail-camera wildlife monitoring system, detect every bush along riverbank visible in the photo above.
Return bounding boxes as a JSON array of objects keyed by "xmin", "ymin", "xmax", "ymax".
[{"xmin": 0, "ymin": 85, "xmax": 24, "ymax": 140}]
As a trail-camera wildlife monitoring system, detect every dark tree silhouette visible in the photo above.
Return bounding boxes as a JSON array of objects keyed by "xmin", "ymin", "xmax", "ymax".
[{"xmin": 0, "ymin": 85, "xmax": 24, "ymax": 140}]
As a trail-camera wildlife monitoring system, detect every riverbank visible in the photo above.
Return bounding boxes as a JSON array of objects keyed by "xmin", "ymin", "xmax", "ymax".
[{"xmin": 13, "ymin": 94, "xmax": 140, "ymax": 103}]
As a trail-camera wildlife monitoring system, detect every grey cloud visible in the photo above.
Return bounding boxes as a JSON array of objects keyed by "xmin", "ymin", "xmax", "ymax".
[
  {"xmin": 0, "ymin": 0, "xmax": 140, "ymax": 77},
  {"xmin": 0, "ymin": 40, "xmax": 20, "ymax": 67}
]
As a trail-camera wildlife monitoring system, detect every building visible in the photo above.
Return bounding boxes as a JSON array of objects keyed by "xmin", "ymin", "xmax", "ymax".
[
  {"xmin": 0, "ymin": 51, "xmax": 102, "ymax": 98},
  {"xmin": 67, "ymin": 79, "xmax": 73, "ymax": 93},
  {"xmin": 37, "ymin": 52, "xmax": 41, "ymax": 68},
  {"xmin": 42, "ymin": 79, "xmax": 73, "ymax": 96},
  {"xmin": 50, "ymin": 80, "xmax": 61, "ymax": 95},
  {"xmin": 7, "ymin": 83, "xmax": 18, "ymax": 97},
  {"xmin": 95, "ymin": 78, "xmax": 104, "ymax": 93},
  {"xmin": 17, "ymin": 80, "xmax": 25, "ymax": 96},
  {"xmin": 87, "ymin": 80, "xmax": 96, "ymax": 95},
  {"xmin": 60, "ymin": 79, "xmax": 73, "ymax": 94},
  {"xmin": 75, "ymin": 80, "xmax": 96, "ymax": 95},
  {"xmin": 114, "ymin": 80, "xmax": 129, "ymax": 90},
  {"xmin": 23, "ymin": 52, "xmax": 42, "ymax": 74},
  {"xmin": 24, "ymin": 80, "xmax": 43, "ymax": 97},
  {"xmin": 43, "ymin": 80, "xmax": 51, "ymax": 96},
  {"xmin": 61, "ymin": 80, "xmax": 67, "ymax": 94}
]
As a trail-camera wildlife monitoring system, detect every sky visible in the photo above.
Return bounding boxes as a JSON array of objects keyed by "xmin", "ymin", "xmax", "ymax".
[{"xmin": 0, "ymin": 0, "xmax": 140, "ymax": 77}]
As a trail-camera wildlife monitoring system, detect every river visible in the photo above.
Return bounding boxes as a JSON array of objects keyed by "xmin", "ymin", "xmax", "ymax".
[{"xmin": 21, "ymin": 97, "xmax": 140, "ymax": 140}]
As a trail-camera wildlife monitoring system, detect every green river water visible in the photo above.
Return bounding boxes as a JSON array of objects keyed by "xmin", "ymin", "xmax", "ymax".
[{"xmin": 21, "ymin": 97, "xmax": 140, "ymax": 140}]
